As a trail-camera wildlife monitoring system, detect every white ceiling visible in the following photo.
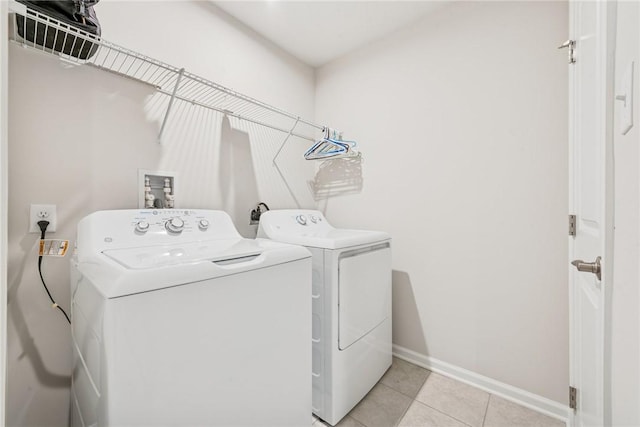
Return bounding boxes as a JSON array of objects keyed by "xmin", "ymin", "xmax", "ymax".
[{"xmin": 212, "ymin": 1, "xmax": 448, "ymax": 67}]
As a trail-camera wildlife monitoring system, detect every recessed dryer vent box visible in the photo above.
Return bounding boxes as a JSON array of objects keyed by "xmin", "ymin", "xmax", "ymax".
[{"xmin": 138, "ymin": 169, "xmax": 177, "ymax": 209}]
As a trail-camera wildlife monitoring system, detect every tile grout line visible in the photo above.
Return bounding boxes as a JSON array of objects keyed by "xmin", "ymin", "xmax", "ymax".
[
  {"xmin": 376, "ymin": 382, "xmax": 414, "ymax": 427},
  {"xmin": 349, "ymin": 383, "xmax": 407, "ymax": 427},
  {"xmin": 385, "ymin": 369, "xmax": 478, "ymax": 427},
  {"xmin": 391, "ymin": 394, "xmax": 414, "ymax": 427},
  {"xmin": 414, "ymin": 399, "xmax": 474, "ymax": 427},
  {"xmin": 380, "ymin": 368, "xmax": 431, "ymax": 427},
  {"xmin": 380, "ymin": 373, "xmax": 431, "ymax": 400},
  {"xmin": 481, "ymin": 393, "xmax": 492, "ymax": 427},
  {"xmin": 412, "ymin": 372, "xmax": 475, "ymax": 427}
]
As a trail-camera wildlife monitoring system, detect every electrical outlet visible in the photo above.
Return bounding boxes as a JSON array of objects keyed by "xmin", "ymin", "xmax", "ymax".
[{"xmin": 29, "ymin": 204, "xmax": 57, "ymax": 233}]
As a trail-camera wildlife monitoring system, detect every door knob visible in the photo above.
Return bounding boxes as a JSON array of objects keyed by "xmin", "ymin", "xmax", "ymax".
[{"xmin": 571, "ymin": 256, "xmax": 601, "ymax": 281}]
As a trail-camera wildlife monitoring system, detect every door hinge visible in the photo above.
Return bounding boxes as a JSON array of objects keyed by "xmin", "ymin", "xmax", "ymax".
[
  {"xmin": 569, "ymin": 214, "xmax": 576, "ymax": 236},
  {"xmin": 558, "ymin": 40, "xmax": 576, "ymax": 64},
  {"xmin": 569, "ymin": 386, "xmax": 577, "ymax": 410}
]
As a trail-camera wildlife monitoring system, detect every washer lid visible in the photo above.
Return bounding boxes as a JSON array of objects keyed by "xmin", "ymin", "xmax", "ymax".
[
  {"xmin": 78, "ymin": 238, "xmax": 310, "ymax": 298},
  {"xmin": 103, "ymin": 239, "xmax": 262, "ymax": 270}
]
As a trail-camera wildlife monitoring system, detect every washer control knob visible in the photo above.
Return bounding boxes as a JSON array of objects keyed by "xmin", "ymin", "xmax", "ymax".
[
  {"xmin": 198, "ymin": 219, "xmax": 210, "ymax": 230},
  {"xmin": 135, "ymin": 220, "xmax": 150, "ymax": 233},
  {"xmin": 296, "ymin": 215, "xmax": 307, "ymax": 225},
  {"xmin": 165, "ymin": 217, "xmax": 185, "ymax": 233},
  {"xmin": 309, "ymin": 215, "xmax": 318, "ymax": 224}
]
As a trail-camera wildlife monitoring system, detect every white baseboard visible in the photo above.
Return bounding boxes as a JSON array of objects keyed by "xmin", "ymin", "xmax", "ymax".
[{"xmin": 393, "ymin": 344, "xmax": 570, "ymax": 424}]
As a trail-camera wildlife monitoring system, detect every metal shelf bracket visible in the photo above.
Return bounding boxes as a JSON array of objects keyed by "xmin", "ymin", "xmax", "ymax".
[{"xmin": 158, "ymin": 68, "xmax": 184, "ymax": 143}]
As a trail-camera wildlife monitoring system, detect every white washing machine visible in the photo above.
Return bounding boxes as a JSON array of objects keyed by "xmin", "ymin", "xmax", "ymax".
[
  {"xmin": 70, "ymin": 209, "xmax": 312, "ymax": 427},
  {"xmin": 257, "ymin": 209, "xmax": 392, "ymax": 426}
]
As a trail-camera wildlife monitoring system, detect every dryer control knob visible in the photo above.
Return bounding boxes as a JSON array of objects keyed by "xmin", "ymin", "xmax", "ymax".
[
  {"xmin": 310, "ymin": 215, "xmax": 318, "ymax": 224},
  {"xmin": 198, "ymin": 219, "xmax": 210, "ymax": 230},
  {"xmin": 296, "ymin": 215, "xmax": 307, "ymax": 225},
  {"xmin": 135, "ymin": 220, "xmax": 150, "ymax": 233},
  {"xmin": 165, "ymin": 217, "xmax": 185, "ymax": 233}
]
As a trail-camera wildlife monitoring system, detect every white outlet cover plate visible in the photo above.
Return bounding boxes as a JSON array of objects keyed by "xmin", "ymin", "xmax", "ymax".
[{"xmin": 29, "ymin": 204, "xmax": 57, "ymax": 233}]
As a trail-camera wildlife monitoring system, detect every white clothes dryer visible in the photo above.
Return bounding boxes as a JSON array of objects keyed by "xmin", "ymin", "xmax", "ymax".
[
  {"xmin": 70, "ymin": 209, "xmax": 312, "ymax": 427},
  {"xmin": 257, "ymin": 210, "xmax": 392, "ymax": 426}
]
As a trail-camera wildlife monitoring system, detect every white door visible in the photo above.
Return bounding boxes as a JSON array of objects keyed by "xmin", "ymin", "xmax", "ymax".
[{"xmin": 568, "ymin": 1, "xmax": 615, "ymax": 426}]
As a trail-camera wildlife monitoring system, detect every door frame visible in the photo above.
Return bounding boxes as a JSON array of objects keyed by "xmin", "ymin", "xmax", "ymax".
[{"xmin": 567, "ymin": 1, "xmax": 617, "ymax": 426}]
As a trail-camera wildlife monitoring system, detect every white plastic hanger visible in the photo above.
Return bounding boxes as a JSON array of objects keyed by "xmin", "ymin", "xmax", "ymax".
[{"xmin": 304, "ymin": 128, "xmax": 360, "ymax": 161}]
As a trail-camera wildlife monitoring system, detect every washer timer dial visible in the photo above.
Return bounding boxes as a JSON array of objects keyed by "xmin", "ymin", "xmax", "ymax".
[
  {"xmin": 135, "ymin": 220, "xmax": 150, "ymax": 233},
  {"xmin": 165, "ymin": 217, "xmax": 185, "ymax": 233}
]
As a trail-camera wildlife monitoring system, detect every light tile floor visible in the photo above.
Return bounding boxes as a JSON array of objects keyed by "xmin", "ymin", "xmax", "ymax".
[{"xmin": 313, "ymin": 357, "xmax": 566, "ymax": 427}]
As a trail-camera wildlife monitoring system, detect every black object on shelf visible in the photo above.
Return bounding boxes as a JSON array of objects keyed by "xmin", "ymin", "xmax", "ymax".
[{"xmin": 16, "ymin": 0, "xmax": 101, "ymax": 60}]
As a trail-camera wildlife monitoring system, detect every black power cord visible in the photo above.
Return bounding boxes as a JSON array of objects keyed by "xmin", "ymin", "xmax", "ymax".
[
  {"xmin": 37, "ymin": 220, "xmax": 70, "ymax": 324},
  {"xmin": 250, "ymin": 202, "xmax": 270, "ymax": 223}
]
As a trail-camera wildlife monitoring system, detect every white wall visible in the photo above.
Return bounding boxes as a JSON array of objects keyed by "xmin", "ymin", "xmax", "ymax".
[
  {"xmin": 6, "ymin": 2, "xmax": 315, "ymax": 426},
  {"xmin": 610, "ymin": 0, "xmax": 640, "ymax": 425},
  {"xmin": 315, "ymin": 1, "xmax": 569, "ymax": 404}
]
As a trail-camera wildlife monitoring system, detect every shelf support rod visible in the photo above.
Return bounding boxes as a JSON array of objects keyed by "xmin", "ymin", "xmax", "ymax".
[
  {"xmin": 272, "ymin": 117, "xmax": 301, "ymax": 166},
  {"xmin": 158, "ymin": 68, "xmax": 185, "ymax": 143}
]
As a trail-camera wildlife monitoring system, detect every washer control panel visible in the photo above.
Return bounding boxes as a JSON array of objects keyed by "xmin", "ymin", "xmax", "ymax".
[
  {"xmin": 77, "ymin": 209, "xmax": 243, "ymax": 255},
  {"xmin": 130, "ymin": 210, "xmax": 228, "ymax": 236}
]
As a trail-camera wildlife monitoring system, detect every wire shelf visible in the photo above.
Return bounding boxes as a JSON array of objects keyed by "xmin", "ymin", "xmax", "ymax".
[{"xmin": 7, "ymin": 1, "xmax": 324, "ymax": 142}]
